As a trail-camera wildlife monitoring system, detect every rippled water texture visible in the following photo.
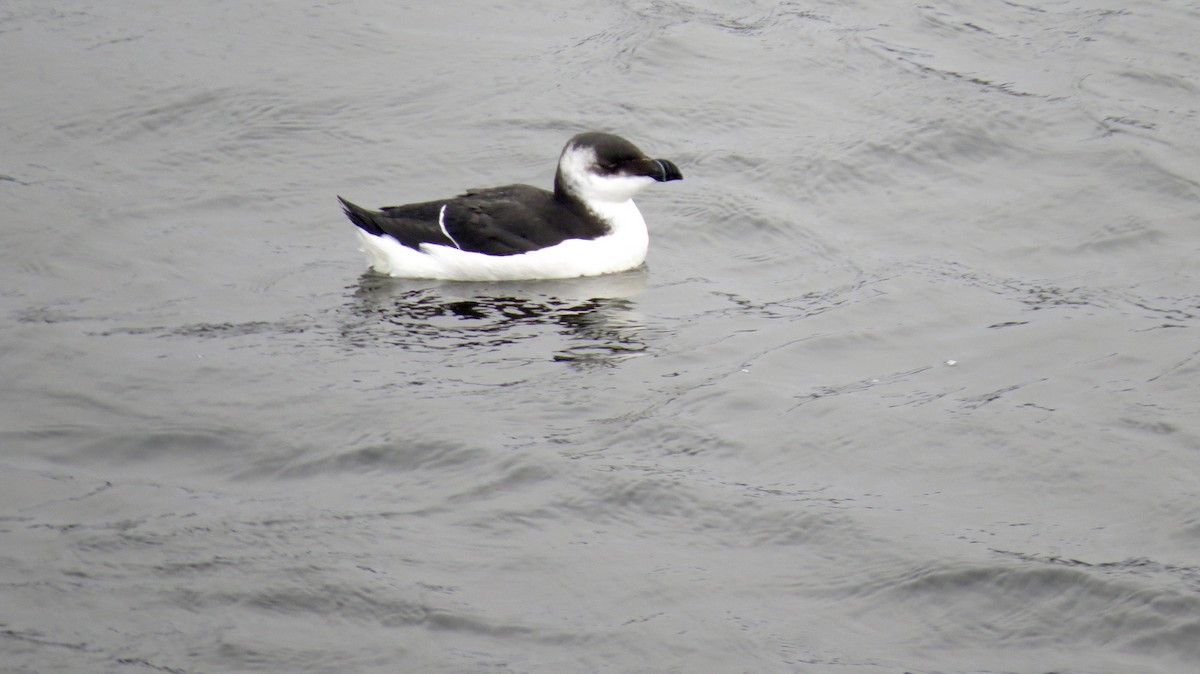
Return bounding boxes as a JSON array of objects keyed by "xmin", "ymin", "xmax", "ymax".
[{"xmin": 3, "ymin": 1, "xmax": 1199, "ymax": 672}]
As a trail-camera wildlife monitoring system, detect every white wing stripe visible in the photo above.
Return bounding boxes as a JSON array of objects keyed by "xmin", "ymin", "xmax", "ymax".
[{"xmin": 437, "ymin": 204, "xmax": 463, "ymax": 250}]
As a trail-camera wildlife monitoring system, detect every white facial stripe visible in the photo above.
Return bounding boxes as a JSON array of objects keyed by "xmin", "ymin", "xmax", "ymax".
[{"xmin": 560, "ymin": 145, "xmax": 656, "ymax": 204}]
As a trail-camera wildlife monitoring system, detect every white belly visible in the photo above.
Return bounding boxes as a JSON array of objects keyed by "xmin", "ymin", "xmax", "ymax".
[{"xmin": 356, "ymin": 200, "xmax": 650, "ymax": 281}]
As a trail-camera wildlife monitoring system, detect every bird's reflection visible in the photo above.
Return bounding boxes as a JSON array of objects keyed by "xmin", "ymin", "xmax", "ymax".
[{"xmin": 341, "ymin": 269, "xmax": 649, "ymax": 367}]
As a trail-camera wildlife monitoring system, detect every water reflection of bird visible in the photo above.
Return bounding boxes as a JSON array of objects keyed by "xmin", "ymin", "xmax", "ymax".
[{"xmin": 343, "ymin": 272, "xmax": 649, "ymax": 366}]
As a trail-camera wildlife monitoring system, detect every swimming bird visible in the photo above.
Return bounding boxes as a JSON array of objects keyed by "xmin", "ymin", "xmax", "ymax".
[{"xmin": 338, "ymin": 132, "xmax": 682, "ymax": 281}]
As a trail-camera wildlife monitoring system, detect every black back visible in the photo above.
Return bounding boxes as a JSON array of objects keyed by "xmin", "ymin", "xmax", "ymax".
[{"xmin": 339, "ymin": 185, "xmax": 608, "ymax": 256}]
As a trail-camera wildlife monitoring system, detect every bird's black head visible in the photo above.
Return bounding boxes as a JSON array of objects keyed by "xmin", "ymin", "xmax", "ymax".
[{"xmin": 555, "ymin": 132, "xmax": 683, "ymax": 202}]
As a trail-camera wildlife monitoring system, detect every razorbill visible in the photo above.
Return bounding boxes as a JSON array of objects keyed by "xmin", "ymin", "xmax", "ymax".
[{"xmin": 338, "ymin": 132, "xmax": 683, "ymax": 281}]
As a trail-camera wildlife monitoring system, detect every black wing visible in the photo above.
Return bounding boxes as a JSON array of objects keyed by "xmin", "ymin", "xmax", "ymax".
[
  {"xmin": 338, "ymin": 196, "xmax": 455, "ymax": 249},
  {"xmin": 340, "ymin": 185, "xmax": 608, "ymax": 256}
]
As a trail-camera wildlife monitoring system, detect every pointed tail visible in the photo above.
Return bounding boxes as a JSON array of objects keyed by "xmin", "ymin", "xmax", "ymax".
[{"xmin": 337, "ymin": 196, "xmax": 387, "ymax": 237}]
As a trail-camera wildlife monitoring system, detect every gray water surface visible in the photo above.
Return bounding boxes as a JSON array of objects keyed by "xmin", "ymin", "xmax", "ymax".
[{"xmin": 3, "ymin": 1, "xmax": 1199, "ymax": 673}]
